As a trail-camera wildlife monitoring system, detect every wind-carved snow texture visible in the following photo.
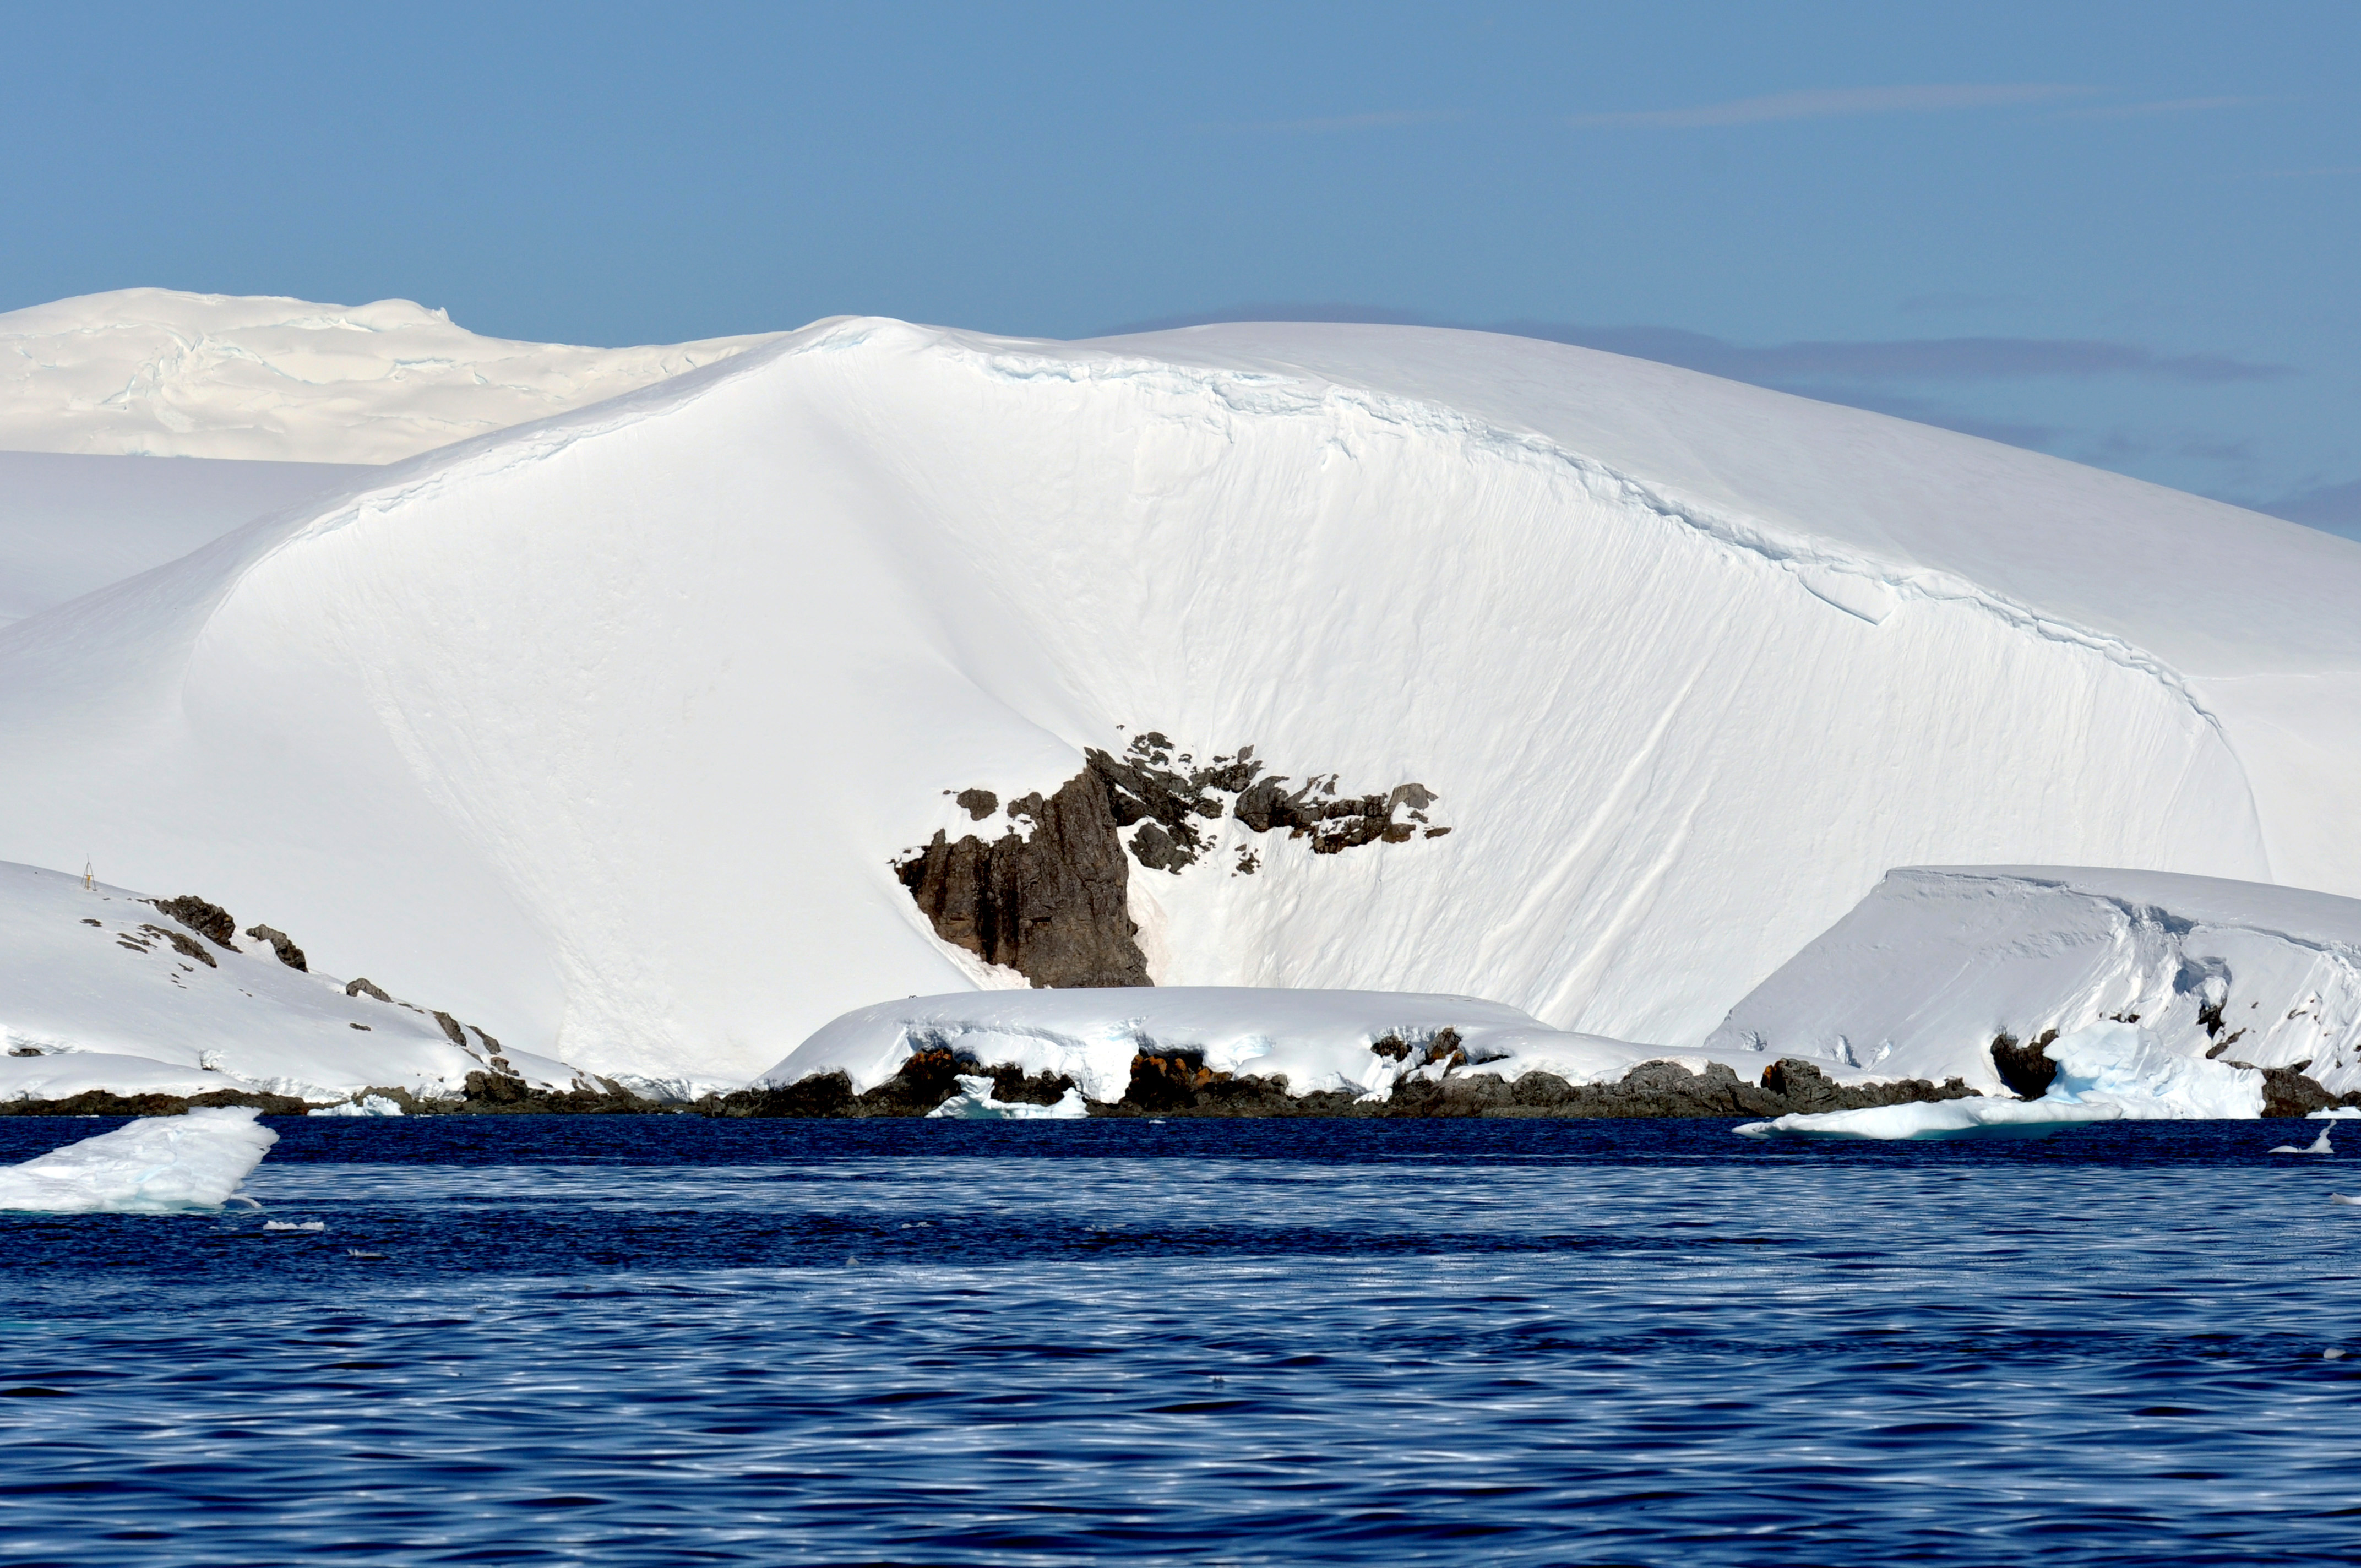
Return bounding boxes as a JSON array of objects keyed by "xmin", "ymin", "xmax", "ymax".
[
  {"xmin": 1710, "ymin": 867, "xmax": 2361, "ymax": 1101},
  {"xmin": 896, "ymin": 732, "xmax": 1444, "ymax": 988},
  {"xmin": 2, "ymin": 306, "xmax": 2358, "ymax": 1078},
  {"xmin": 0, "ymin": 1108, "xmax": 276, "ymax": 1213}
]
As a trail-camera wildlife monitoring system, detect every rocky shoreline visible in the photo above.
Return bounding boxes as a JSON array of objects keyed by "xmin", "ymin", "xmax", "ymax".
[
  {"xmin": 0, "ymin": 1053, "xmax": 1983, "ymax": 1120},
  {"xmin": 15, "ymin": 1027, "xmax": 2358, "ymax": 1123}
]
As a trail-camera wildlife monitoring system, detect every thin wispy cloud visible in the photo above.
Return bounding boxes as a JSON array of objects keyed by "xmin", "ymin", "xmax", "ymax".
[
  {"xmin": 2061, "ymin": 95, "xmax": 2257, "ymax": 120},
  {"xmin": 1095, "ymin": 309, "xmax": 2288, "ymax": 386},
  {"xmin": 1205, "ymin": 110, "xmax": 1455, "ymax": 135},
  {"xmin": 1572, "ymin": 83, "xmax": 2095, "ymax": 129}
]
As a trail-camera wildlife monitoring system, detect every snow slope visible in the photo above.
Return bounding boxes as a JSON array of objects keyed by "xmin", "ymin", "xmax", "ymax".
[
  {"xmin": 0, "ymin": 310, "xmax": 2355, "ymax": 1079},
  {"xmin": 0, "ymin": 290, "xmax": 775, "ymax": 463},
  {"xmin": 0, "ymin": 859, "xmax": 591, "ymax": 1104},
  {"xmin": 1709, "ymin": 867, "xmax": 2361, "ymax": 1094},
  {"xmin": 0, "ymin": 450, "xmax": 365, "ymax": 623}
]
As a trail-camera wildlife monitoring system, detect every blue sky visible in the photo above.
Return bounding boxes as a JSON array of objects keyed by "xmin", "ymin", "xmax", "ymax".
[{"xmin": 4, "ymin": 2, "xmax": 2355, "ymax": 529}]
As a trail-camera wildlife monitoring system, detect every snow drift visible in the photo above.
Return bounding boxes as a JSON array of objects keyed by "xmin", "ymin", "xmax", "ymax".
[
  {"xmin": 0, "ymin": 1107, "xmax": 276, "ymax": 1213},
  {"xmin": 2, "ymin": 307, "xmax": 2358, "ymax": 1080},
  {"xmin": 0, "ymin": 288, "xmax": 774, "ymax": 463},
  {"xmin": 1710, "ymin": 867, "xmax": 2361, "ymax": 1095}
]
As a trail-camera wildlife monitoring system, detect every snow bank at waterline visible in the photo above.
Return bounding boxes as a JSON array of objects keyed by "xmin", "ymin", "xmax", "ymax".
[
  {"xmin": 1711, "ymin": 867, "xmax": 2361, "ymax": 1093},
  {"xmin": 0, "ymin": 1108, "xmax": 276, "ymax": 1213},
  {"xmin": 1737, "ymin": 1020, "xmax": 2266, "ymax": 1139},
  {"xmin": 760, "ymin": 987, "xmax": 1660, "ymax": 1104},
  {"xmin": 3, "ymin": 309, "xmax": 2358, "ymax": 1078}
]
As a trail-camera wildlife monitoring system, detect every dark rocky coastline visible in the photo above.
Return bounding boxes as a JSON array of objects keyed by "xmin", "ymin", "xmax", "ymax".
[{"xmin": 1, "ymin": 1054, "xmax": 1993, "ymax": 1121}]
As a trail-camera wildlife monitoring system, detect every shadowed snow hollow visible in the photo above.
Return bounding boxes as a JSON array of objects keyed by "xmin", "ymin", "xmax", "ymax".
[{"xmin": 0, "ymin": 315, "xmax": 2356, "ymax": 1080}]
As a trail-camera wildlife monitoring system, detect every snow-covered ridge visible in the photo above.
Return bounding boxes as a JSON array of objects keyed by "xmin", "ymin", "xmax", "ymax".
[
  {"xmin": 1709, "ymin": 867, "xmax": 2361, "ymax": 1095},
  {"xmin": 0, "ymin": 311, "xmax": 2355, "ymax": 1075},
  {"xmin": 0, "ymin": 288, "xmax": 778, "ymax": 463},
  {"xmin": 0, "ymin": 859, "xmax": 596, "ymax": 1104}
]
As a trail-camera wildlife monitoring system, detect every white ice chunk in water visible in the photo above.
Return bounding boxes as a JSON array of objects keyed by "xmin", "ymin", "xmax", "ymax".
[
  {"xmin": 308, "ymin": 1094, "xmax": 405, "ymax": 1117},
  {"xmin": 263, "ymin": 1219, "xmax": 325, "ymax": 1231},
  {"xmin": 1734, "ymin": 1097, "xmax": 2121, "ymax": 1141},
  {"xmin": 2270, "ymin": 1128, "xmax": 2335, "ymax": 1155},
  {"xmin": 926, "ymin": 1074, "xmax": 1090, "ymax": 1120},
  {"xmin": 0, "ymin": 1107, "xmax": 278, "ymax": 1213}
]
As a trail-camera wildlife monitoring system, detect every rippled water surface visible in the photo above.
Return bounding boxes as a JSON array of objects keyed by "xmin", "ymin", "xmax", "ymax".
[{"xmin": 4, "ymin": 1116, "xmax": 2361, "ymax": 1565}]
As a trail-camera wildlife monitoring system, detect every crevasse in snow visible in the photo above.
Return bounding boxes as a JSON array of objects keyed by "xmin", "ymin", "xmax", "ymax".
[{"xmin": 0, "ymin": 307, "xmax": 2355, "ymax": 1080}]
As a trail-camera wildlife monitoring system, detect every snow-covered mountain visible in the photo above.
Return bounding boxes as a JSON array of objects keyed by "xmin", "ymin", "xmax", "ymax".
[
  {"xmin": 0, "ymin": 289, "xmax": 774, "ymax": 463},
  {"xmin": 1, "ymin": 298, "xmax": 2356, "ymax": 1084}
]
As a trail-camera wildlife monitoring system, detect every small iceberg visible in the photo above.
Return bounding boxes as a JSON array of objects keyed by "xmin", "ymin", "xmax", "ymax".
[
  {"xmin": 1736, "ymin": 1097, "xmax": 2120, "ymax": 1141},
  {"xmin": 926, "ymin": 1074, "xmax": 1090, "ymax": 1120},
  {"xmin": 308, "ymin": 1094, "xmax": 404, "ymax": 1117},
  {"xmin": 0, "ymin": 1107, "xmax": 278, "ymax": 1213},
  {"xmin": 263, "ymin": 1219, "xmax": 325, "ymax": 1232},
  {"xmin": 2271, "ymin": 1129, "xmax": 2335, "ymax": 1155}
]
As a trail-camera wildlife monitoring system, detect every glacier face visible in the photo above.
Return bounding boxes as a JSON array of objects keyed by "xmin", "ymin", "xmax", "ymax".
[{"xmin": 0, "ymin": 312, "xmax": 2348, "ymax": 1080}]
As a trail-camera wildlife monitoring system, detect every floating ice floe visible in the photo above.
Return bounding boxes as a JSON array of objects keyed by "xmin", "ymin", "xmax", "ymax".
[
  {"xmin": 926, "ymin": 1074, "xmax": 1090, "ymax": 1120},
  {"xmin": 309, "ymin": 1094, "xmax": 405, "ymax": 1117},
  {"xmin": 1735, "ymin": 1097, "xmax": 2121, "ymax": 1141},
  {"xmin": 0, "ymin": 1107, "xmax": 278, "ymax": 1213},
  {"xmin": 2270, "ymin": 1129, "xmax": 2335, "ymax": 1155},
  {"xmin": 263, "ymin": 1219, "xmax": 325, "ymax": 1232}
]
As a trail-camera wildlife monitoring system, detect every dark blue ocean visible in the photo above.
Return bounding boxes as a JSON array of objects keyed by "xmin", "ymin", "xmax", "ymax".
[{"xmin": 3, "ymin": 1115, "xmax": 2359, "ymax": 1566}]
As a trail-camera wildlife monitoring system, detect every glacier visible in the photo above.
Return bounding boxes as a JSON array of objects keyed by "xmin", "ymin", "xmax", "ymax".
[{"xmin": 0, "ymin": 299, "xmax": 2357, "ymax": 1088}]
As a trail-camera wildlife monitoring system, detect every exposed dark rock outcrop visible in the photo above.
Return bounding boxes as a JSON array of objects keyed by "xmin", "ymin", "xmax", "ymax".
[
  {"xmin": 138, "ymin": 923, "xmax": 217, "ymax": 968},
  {"xmin": 720, "ymin": 1049, "xmax": 1981, "ymax": 1121},
  {"xmin": 901, "ymin": 729, "xmax": 1447, "ymax": 987},
  {"xmin": 0, "ymin": 1088, "xmax": 311, "ymax": 1118},
  {"xmin": 895, "ymin": 770, "xmax": 1150, "ymax": 988},
  {"xmin": 1990, "ymin": 1031, "xmax": 2060, "ymax": 1099},
  {"xmin": 346, "ymin": 977, "xmax": 393, "ymax": 1002},
  {"xmin": 706, "ymin": 1049, "xmax": 1078, "ymax": 1118},
  {"xmin": 243, "ymin": 924, "xmax": 308, "ymax": 971},
  {"xmin": 149, "ymin": 895, "xmax": 238, "ymax": 950}
]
